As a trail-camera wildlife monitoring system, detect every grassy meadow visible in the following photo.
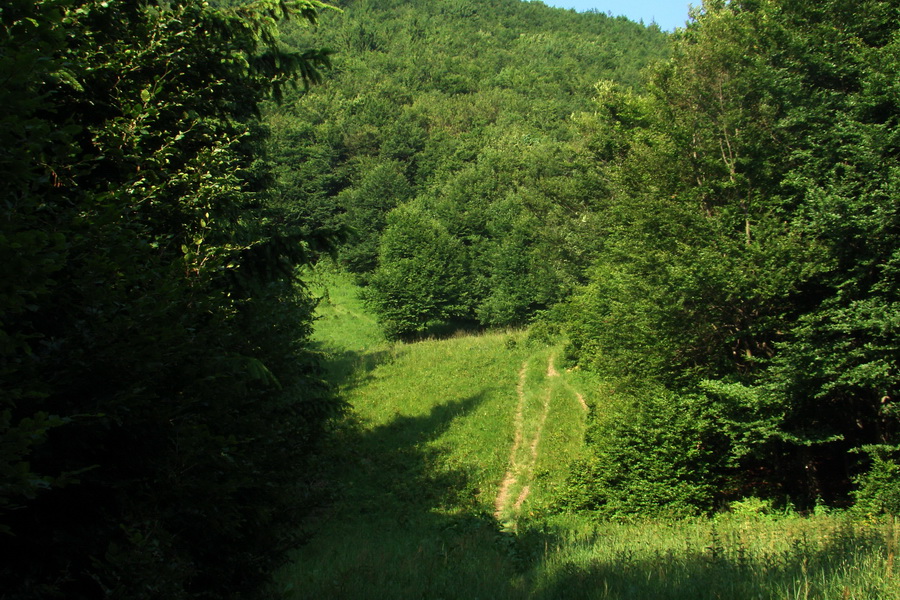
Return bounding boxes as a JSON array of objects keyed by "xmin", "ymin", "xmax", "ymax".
[{"xmin": 280, "ymin": 269, "xmax": 900, "ymax": 599}]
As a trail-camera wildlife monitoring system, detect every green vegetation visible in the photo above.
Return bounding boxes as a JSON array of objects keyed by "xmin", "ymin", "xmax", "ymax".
[
  {"xmin": 6, "ymin": 0, "xmax": 900, "ymax": 597},
  {"xmin": 282, "ymin": 274, "xmax": 900, "ymax": 599},
  {"xmin": 1, "ymin": 1, "xmax": 337, "ymax": 598},
  {"xmin": 529, "ymin": 512, "xmax": 900, "ymax": 600},
  {"xmin": 559, "ymin": 0, "xmax": 900, "ymax": 514},
  {"xmin": 267, "ymin": 0, "xmax": 669, "ymax": 336},
  {"xmin": 272, "ymin": 0, "xmax": 900, "ymax": 519}
]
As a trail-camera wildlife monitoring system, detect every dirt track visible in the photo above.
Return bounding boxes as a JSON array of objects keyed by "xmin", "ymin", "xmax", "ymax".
[{"xmin": 494, "ymin": 353, "xmax": 587, "ymax": 527}]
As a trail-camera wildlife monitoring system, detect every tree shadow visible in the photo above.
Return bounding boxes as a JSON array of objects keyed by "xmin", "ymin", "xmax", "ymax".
[
  {"xmin": 389, "ymin": 317, "xmax": 486, "ymax": 344},
  {"xmin": 419, "ymin": 317, "xmax": 484, "ymax": 340},
  {"xmin": 337, "ymin": 394, "xmax": 486, "ymax": 512},
  {"xmin": 285, "ymin": 392, "xmax": 542, "ymax": 599},
  {"xmin": 311, "ymin": 342, "xmax": 396, "ymax": 393}
]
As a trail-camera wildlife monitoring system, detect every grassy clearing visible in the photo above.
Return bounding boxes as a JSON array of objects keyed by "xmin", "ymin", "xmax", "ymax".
[
  {"xmin": 281, "ymin": 271, "xmax": 900, "ymax": 599},
  {"xmin": 305, "ymin": 266, "xmax": 390, "ymax": 387},
  {"xmin": 283, "ymin": 326, "xmax": 532, "ymax": 598}
]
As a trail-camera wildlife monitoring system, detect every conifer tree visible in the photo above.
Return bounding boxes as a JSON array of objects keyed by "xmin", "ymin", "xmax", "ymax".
[{"xmin": 1, "ymin": 2, "xmax": 337, "ymax": 597}]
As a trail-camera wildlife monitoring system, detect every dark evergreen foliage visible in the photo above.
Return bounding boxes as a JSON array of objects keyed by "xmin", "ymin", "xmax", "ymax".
[{"xmin": 0, "ymin": 1, "xmax": 338, "ymax": 598}]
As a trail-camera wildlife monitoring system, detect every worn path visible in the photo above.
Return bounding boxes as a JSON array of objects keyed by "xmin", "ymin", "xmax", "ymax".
[{"xmin": 494, "ymin": 353, "xmax": 587, "ymax": 529}]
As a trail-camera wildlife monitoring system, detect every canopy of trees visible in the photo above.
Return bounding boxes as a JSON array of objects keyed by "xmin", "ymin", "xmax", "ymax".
[
  {"xmin": 1, "ymin": 1, "xmax": 338, "ymax": 598},
  {"xmin": 267, "ymin": 0, "xmax": 669, "ymax": 336}
]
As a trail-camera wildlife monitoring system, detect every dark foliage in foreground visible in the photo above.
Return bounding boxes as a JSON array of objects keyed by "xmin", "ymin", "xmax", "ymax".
[{"xmin": 1, "ymin": 1, "xmax": 338, "ymax": 597}]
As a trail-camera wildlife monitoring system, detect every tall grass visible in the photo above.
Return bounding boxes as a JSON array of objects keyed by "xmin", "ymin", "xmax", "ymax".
[
  {"xmin": 280, "ymin": 272, "xmax": 900, "ymax": 599},
  {"xmin": 526, "ymin": 513, "xmax": 900, "ymax": 599}
]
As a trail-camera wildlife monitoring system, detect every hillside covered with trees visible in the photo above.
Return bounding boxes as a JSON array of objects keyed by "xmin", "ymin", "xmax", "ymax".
[
  {"xmin": 271, "ymin": 0, "xmax": 900, "ymax": 518},
  {"xmin": 3, "ymin": 0, "xmax": 900, "ymax": 597},
  {"xmin": 267, "ymin": 0, "xmax": 668, "ymax": 335}
]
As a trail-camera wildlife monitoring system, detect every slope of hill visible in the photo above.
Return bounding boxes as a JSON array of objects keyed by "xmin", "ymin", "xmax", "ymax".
[
  {"xmin": 279, "ymin": 272, "xmax": 899, "ymax": 599},
  {"xmin": 267, "ymin": 0, "xmax": 669, "ymax": 335}
]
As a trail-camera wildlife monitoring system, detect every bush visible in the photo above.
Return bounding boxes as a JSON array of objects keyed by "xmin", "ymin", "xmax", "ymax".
[
  {"xmin": 852, "ymin": 445, "xmax": 900, "ymax": 516},
  {"xmin": 560, "ymin": 385, "xmax": 732, "ymax": 518}
]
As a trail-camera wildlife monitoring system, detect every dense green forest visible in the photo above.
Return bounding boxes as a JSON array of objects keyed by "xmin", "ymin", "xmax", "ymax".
[
  {"xmin": 3, "ymin": 0, "xmax": 900, "ymax": 597},
  {"xmin": 272, "ymin": 0, "xmax": 900, "ymax": 516},
  {"xmin": 267, "ymin": 0, "xmax": 668, "ymax": 335}
]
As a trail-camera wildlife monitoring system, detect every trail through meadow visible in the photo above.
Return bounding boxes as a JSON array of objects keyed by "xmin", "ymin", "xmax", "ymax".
[
  {"xmin": 281, "ymin": 271, "xmax": 900, "ymax": 600},
  {"xmin": 494, "ymin": 353, "xmax": 589, "ymax": 529}
]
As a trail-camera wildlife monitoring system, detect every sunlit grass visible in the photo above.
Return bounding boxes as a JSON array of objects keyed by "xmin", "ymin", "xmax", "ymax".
[
  {"xmin": 527, "ymin": 512, "xmax": 900, "ymax": 600},
  {"xmin": 281, "ymin": 272, "xmax": 900, "ymax": 600},
  {"xmin": 280, "ymin": 328, "xmax": 531, "ymax": 599}
]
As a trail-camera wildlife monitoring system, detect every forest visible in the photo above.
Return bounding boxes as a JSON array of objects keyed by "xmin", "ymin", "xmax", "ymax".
[{"xmin": 2, "ymin": 0, "xmax": 899, "ymax": 598}]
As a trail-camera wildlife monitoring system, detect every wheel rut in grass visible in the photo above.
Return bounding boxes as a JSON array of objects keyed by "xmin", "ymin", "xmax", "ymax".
[
  {"xmin": 495, "ymin": 353, "xmax": 586, "ymax": 528},
  {"xmin": 494, "ymin": 363, "xmax": 528, "ymax": 523},
  {"xmin": 549, "ymin": 354, "xmax": 589, "ymax": 412}
]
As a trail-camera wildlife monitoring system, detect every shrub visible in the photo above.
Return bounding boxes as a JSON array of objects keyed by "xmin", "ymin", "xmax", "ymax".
[
  {"xmin": 560, "ymin": 385, "xmax": 732, "ymax": 518},
  {"xmin": 852, "ymin": 445, "xmax": 900, "ymax": 516}
]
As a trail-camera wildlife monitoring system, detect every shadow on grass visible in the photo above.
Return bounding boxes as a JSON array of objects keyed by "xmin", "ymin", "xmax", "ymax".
[
  {"xmin": 313, "ymin": 318, "xmax": 493, "ymax": 394},
  {"xmin": 338, "ymin": 394, "xmax": 487, "ymax": 512},
  {"xmin": 406, "ymin": 317, "xmax": 484, "ymax": 342},
  {"xmin": 312, "ymin": 342, "xmax": 396, "ymax": 392},
  {"xmin": 284, "ymin": 392, "xmax": 542, "ymax": 599}
]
